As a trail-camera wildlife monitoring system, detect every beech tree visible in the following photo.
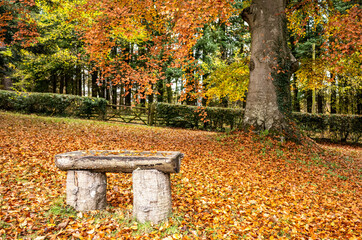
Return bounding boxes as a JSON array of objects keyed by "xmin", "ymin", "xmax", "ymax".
[{"xmin": 241, "ymin": 0, "xmax": 299, "ymax": 134}]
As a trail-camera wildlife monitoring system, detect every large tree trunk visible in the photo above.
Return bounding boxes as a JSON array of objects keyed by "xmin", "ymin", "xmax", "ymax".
[{"xmin": 242, "ymin": 0, "xmax": 298, "ymax": 134}]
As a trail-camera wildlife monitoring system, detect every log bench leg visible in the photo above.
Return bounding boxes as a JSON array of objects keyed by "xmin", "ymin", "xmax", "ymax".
[
  {"xmin": 132, "ymin": 169, "xmax": 172, "ymax": 224},
  {"xmin": 66, "ymin": 170, "xmax": 107, "ymax": 211}
]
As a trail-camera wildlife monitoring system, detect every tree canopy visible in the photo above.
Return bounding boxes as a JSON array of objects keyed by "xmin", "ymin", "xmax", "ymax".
[{"xmin": 1, "ymin": 0, "xmax": 361, "ymax": 130}]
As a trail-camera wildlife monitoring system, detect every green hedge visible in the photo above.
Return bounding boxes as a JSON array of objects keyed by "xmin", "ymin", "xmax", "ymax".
[
  {"xmin": 155, "ymin": 103, "xmax": 361, "ymax": 142},
  {"xmin": 293, "ymin": 112, "xmax": 362, "ymax": 142},
  {"xmin": 1, "ymin": 90, "xmax": 360, "ymax": 142},
  {"xmin": 0, "ymin": 90, "xmax": 107, "ymax": 119},
  {"xmin": 155, "ymin": 103, "xmax": 243, "ymax": 131}
]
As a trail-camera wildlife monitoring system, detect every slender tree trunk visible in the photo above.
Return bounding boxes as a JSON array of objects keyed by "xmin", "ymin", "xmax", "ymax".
[
  {"xmin": 105, "ymin": 80, "xmax": 111, "ymax": 101},
  {"xmin": 86, "ymin": 70, "xmax": 90, "ymax": 97},
  {"xmin": 357, "ymin": 90, "xmax": 362, "ymax": 114},
  {"xmin": 125, "ymin": 87, "xmax": 131, "ymax": 106},
  {"xmin": 306, "ymin": 90, "xmax": 312, "ymax": 113},
  {"xmin": 317, "ymin": 91, "xmax": 323, "ymax": 113},
  {"xmin": 51, "ymin": 73, "xmax": 57, "ymax": 93},
  {"xmin": 325, "ymin": 85, "xmax": 331, "ymax": 114},
  {"xmin": 312, "ymin": 89, "xmax": 317, "ymax": 113},
  {"xmin": 331, "ymin": 86, "xmax": 337, "ymax": 114},
  {"xmin": 157, "ymin": 79, "xmax": 164, "ymax": 102},
  {"xmin": 76, "ymin": 64, "xmax": 82, "ymax": 96},
  {"xmin": 292, "ymin": 75, "xmax": 300, "ymax": 112},
  {"xmin": 120, "ymin": 84, "xmax": 124, "ymax": 105},
  {"xmin": 65, "ymin": 74, "xmax": 69, "ymax": 94},
  {"xmin": 112, "ymin": 84, "xmax": 118, "ymax": 105},
  {"xmin": 242, "ymin": 0, "xmax": 298, "ymax": 134},
  {"xmin": 72, "ymin": 74, "xmax": 77, "ymax": 95},
  {"xmin": 91, "ymin": 70, "xmax": 98, "ymax": 98},
  {"xmin": 148, "ymin": 84, "xmax": 154, "ymax": 105},
  {"xmin": 166, "ymin": 79, "xmax": 172, "ymax": 104},
  {"xmin": 60, "ymin": 72, "xmax": 65, "ymax": 94},
  {"xmin": 99, "ymin": 81, "xmax": 105, "ymax": 98},
  {"xmin": 140, "ymin": 97, "xmax": 146, "ymax": 107}
]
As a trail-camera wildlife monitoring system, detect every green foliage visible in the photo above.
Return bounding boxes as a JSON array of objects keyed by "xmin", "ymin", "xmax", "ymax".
[
  {"xmin": 293, "ymin": 112, "xmax": 362, "ymax": 142},
  {"xmin": 8, "ymin": 0, "xmax": 87, "ymax": 93},
  {"xmin": 203, "ymin": 56, "xmax": 249, "ymax": 103},
  {"xmin": 78, "ymin": 96, "xmax": 107, "ymax": 119},
  {"xmin": 0, "ymin": 90, "xmax": 107, "ymax": 119},
  {"xmin": 155, "ymin": 103, "xmax": 243, "ymax": 131}
]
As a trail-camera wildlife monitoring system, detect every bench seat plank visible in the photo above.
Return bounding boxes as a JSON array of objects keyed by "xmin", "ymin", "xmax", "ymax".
[{"xmin": 55, "ymin": 150, "xmax": 183, "ymax": 173}]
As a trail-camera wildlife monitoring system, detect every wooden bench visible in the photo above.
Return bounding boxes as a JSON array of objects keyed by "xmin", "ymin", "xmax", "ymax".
[{"xmin": 55, "ymin": 150, "xmax": 183, "ymax": 224}]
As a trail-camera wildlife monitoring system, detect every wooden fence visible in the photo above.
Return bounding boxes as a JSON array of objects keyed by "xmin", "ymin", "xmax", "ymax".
[{"xmin": 105, "ymin": 104, "xmax": 155, "ymax": 125}]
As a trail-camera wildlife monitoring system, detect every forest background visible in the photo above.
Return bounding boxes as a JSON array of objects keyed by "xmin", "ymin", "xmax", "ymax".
[{"xmin": 0, "ymin": 0, "xmax": 361, "ymax": 120}]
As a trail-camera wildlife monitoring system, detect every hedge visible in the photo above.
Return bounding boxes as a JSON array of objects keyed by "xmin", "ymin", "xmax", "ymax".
[
  {"xmin": 155, "ymin": 103, "xmax": 361, "ymax": 142},
  {"xmin": 0, "ymin": 90, "xmax": 107, "ymax": 119},
  {"xmin": 293, "ymin": 112, "xmax": 362, "ymax": 142},
  {"xmin": 1, "ymin": 90, "xmax": 360, "ymax": 142},
  {"xmin": 155, "ymin": 103, "xmax": 243, "ymax": 131}
]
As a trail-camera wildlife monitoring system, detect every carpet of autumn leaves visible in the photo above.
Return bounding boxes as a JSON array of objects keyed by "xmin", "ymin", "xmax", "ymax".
[{"xmin": 0, "ymin": 111, "xmax": 361, "ymax": 240}]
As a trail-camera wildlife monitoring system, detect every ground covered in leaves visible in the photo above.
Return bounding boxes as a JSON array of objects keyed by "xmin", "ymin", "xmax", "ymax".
[{"xmin": 0, "ymin": 111, "xmax": 361, "ymax": 239}]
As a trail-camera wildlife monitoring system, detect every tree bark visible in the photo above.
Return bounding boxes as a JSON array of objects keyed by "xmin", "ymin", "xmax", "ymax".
[
  {"xmin": 292, "ymin": 75, "xmax": 300, "ymax": 112},
  {"xmin": 60, "ymin": 72, "xmax": 65, "ymax": 94},
  {"xmin": 306, "ymin": 90, "xmax": 312, "ymax": 113},
  {"xmin": 125, "ymin": 88, "xmax": 131, "ymax": 106},
  {"xmin": 331, "ymin": 86, "xmax": 336, "ymax": 113},
  {"xmin": 242, "ymin": 0, "xmax": 298, "ymax": 134},
  {"xmin": 51, "ymin": 73, "xmax": 57, "ymax": 93},
  {"xmin": 76, "ymin": 64, "xmax": 82, "ymax": 96},
  {"xmin": 167, "ymin": 77, "xmax": 173, "ymax": 103},
  {"xmin": 317, "ymin": 90, "xmax": 323, "ymax": 113},
  {"xmin": 157, "ymin": 79, "xmax": 164, "ymax": 102},
  {"xmin": 105, "ymin": 80, "xmax": 111, "ymax": 101},
  {"xmin": 112, "ymin": 84, "xmax": 118, "ymax": 105},
  {"xmin": 91, "ymin": 70, "xmax": 98, "ymax": 98}
]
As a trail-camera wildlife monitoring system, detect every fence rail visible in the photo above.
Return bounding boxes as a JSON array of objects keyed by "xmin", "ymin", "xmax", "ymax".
[{"xmin": 105, "ymin": 104, "xmax": 155, "ymax": 125}]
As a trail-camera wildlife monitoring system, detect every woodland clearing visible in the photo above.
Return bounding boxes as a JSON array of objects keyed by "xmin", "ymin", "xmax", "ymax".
[{"xmin": 0, "ymin": 111, "xmax": 360, "ymax": 239}]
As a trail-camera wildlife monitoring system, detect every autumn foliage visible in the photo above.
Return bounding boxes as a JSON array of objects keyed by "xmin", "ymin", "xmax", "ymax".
[
  {"xmin": 69, "ymin": 0, "xmax": 233, "ymax": 98},
  {"xmin": 0, "ymin": 111, "xmax": 360, "ymax": 239},
  {"xmin": 0, "ymin": 0, "xmax": 38, "ymax": 46}
]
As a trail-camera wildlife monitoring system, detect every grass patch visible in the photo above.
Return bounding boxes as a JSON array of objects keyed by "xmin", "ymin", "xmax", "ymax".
[{"xmin": 46, "ymin": 197, "xmax": 77, "ymax": 218}]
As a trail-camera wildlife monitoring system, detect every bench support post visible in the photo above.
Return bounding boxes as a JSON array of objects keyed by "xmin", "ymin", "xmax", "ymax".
[
  {"xmin": 132, "ymin": 169, "xmax": 172, "ymax": 224},
  {"xmin": 66, "ymin": 170, "xmax": 107, "ymax": 211}
]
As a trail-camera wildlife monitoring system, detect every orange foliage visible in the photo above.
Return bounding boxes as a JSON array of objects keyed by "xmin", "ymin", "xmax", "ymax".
[
  {"xmin": 71, "ymin": 0, "xmax": 233, "ymax": 98},
  {"xmin": 287, "ymin": 0, "xmax": 362, "ymax": 74},
  {"xmin": 0, "ymin": 0, "xmax": 38, "ymax": 46},
  {"xmin": 0, "ymin": 112, "xmax": 360, "ymax": 239},
  {"xmin": 322, "ymin": 5, "xmax": 362, "ymax": 72}
]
